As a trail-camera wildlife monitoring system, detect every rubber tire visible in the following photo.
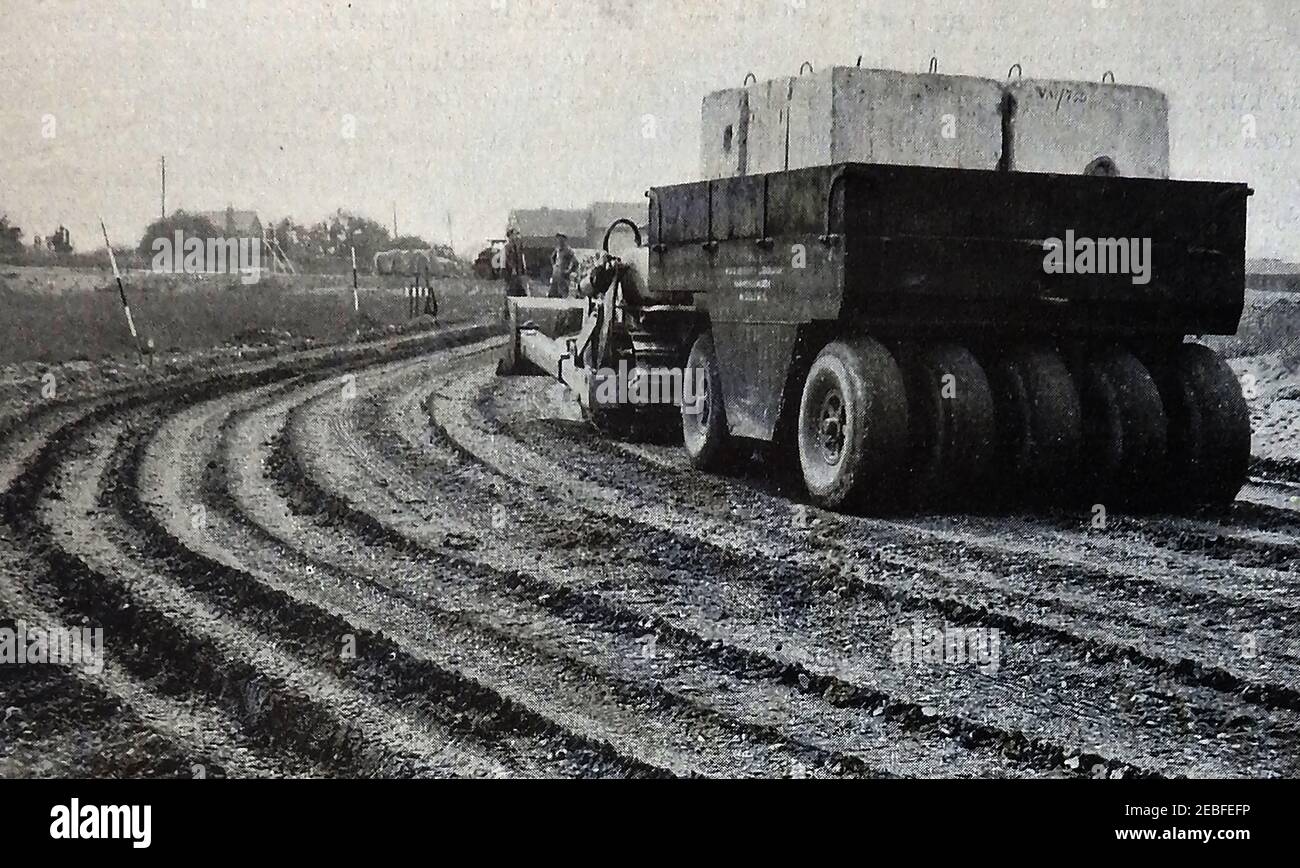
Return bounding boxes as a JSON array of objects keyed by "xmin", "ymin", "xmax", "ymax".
[
  {"xmin": 1154, "ymin": 343, "xmax": 1251, "ymax": 507},
  {"xmin": 985, "ymin": 347, "xmax": 1083, "ymax": 506},
  {"xmin": 898, "ymin": 343, "xmax": 996, "ymax": 509},
  {"xmin": 682, "ymin": 332, "xmax": 733, "ymax": 470},
  {"xmin": 797, "ymin": 337, "xmax": 909, "ymax": 511},
  {"xmin": 1073, "ymin": 347, "xmax": 1168, "ymax": 507}
]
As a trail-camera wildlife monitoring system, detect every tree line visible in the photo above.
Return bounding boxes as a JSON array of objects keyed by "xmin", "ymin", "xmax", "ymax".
[{"xmin": 0, "ymin": 209, "xmax": 456, "ymax": 273}]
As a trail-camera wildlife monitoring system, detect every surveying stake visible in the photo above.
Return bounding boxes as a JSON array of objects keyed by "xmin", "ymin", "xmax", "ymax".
[
  {"xmin": 99, "ymin": 219, "xmax": 145, "ymax": 365},
  {"xmin": 350, "ymin": 246, "xmax": 360, "ymax": 314}
]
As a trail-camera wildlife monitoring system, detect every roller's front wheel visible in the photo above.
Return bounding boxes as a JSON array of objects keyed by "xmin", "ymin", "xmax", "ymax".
[{"xmin": 797, "ymin": 337, "xmax": 909, "ymax": 511}]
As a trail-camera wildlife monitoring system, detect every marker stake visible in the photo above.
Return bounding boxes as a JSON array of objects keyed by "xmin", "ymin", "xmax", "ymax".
[
  {"xmin": 100, "ymin": 219, "xmax": 144, "ymax": 363},
  {"xmin": 350, "ymin": 246, "xmax": 359, "ymax": 313}
]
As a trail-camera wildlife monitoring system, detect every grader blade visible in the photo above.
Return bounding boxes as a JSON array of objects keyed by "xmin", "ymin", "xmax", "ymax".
[{"xmin": 498, "ymin": 297, "xmax": 588, "ymax": 377}]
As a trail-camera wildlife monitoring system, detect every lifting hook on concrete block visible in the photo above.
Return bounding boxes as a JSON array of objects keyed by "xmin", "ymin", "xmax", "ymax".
[
  {"xmin": 928, "ymin": 56, "xmax": 938, "ymax": 74},
  {"xmin": 743, "ymin": 72, "xmax": 757, "ymax": 86},
  {"xmin": 799, "ymin": 61, "xmax": 814, "ymax": 75},
  {"xmin": 1102, "ymin": 70, "xmax": 1116, "ymax": 83},
  {"xmin": 1007, "ymin": 63, "xmax": 1023, "ymax": 81}
]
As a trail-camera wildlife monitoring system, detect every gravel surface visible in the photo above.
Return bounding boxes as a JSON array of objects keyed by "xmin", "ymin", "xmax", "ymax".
[{"xmin": 2, "ymin": 326, "xmax": 1298, "ymax": 778}]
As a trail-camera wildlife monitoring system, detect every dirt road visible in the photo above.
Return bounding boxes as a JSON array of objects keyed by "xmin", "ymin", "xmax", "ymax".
[{"xmin": 2, "ymin": 325, "xmax": 1298, "ymax": 778}]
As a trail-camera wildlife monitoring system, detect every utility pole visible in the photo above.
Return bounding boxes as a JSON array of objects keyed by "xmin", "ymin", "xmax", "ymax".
[
  {"xmin": 445, "ymin": 210, "xmax": 454, "ymax": 251},
  {"xmin": 160, "ymin": 156, "xmax": 166, "ymax": 220},
  {"xmin": 392, "ymin": 202, "xmax": 398, "ymax": 240}
]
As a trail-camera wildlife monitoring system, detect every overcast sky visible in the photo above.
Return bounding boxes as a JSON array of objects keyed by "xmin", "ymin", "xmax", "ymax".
[{"xmin": 1, "ymin": 0, "xmax": 1296, "ymax": 257}]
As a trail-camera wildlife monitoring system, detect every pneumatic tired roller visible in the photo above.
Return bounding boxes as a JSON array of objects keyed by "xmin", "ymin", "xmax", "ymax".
[
  {"xmin": 502, "ymin": 66, "xmax": 1251, "ymax": 512},
  {"xmin": 658, "ymin": 162, "xmax": 1249, "ymax": 511}
]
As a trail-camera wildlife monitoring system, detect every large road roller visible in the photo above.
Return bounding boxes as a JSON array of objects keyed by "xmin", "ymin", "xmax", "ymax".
[{"xmin": 502, "ymin": 65, "xmax": 1252, "ymax": 512}]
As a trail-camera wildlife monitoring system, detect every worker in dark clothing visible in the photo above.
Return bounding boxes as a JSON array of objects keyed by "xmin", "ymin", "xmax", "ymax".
[
  {"xmin": 549, "ymin": 233, "xmax": 579, "ymax": 298},
  {"xmin": 501, "ymin": 227, "xmax": 528, "ymax": 319}
]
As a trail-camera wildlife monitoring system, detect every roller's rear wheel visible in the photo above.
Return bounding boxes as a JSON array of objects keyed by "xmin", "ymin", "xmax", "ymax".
[
  {"xmin": 985, "ymin": 346, "xmax": 1082, "ymax": 505},
  {"xmin": 1073, "ymin": 347, "xmax": 1168, "ymax": 507},
  {"xmin": 1154, "ymin": 343, "xmax": 1251, "ymax": 507},
  {"xmin": 682, "ymin": 332, "xmax": 734, "ymax": 470},
  {"xmin": 898, "ymin": 343, "xmax": 995, "ymax": 508},
  {"xmin": 797, "ymin": 337, "xmax": 909, "ymax": 511}
]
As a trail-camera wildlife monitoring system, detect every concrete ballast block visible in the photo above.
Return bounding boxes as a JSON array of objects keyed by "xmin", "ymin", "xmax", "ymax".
[
  {"xmin": 788, "ymin": 68, "xmax": 1004, "ymax": 171},
  {"xmin": 744, "ymin": 76, "xmax": 797, "ymax": 175},
  {"xmin": 700, "ymin": 88, "xmax": 750, "ymax": 179},
  {"xmin": 1005, "ymin": 79, "xmax": 1169, "ymax": 178}
]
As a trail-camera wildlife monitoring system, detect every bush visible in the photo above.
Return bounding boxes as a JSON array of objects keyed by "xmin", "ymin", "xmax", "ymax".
[{"xmin": 137, "ymin": 211, "xmax": 224, "ymax": 260}]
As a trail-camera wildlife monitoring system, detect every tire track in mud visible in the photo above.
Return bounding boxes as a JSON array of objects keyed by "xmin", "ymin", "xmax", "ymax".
[
  {"xmin": 149, "ymin": 343, "xmax": 939, "ymax": 778},
  {"xmin": 605, "ymin": 411, "xmax": 1300, "ymax": 622},
  {"xmin": 3, "ymin": 325, "xmax": 1296, "ymax": 777},
  {"xmin": 422, "ymin": 352, "xmax": 1297, "ymax": 777},
  {"xmin": 43, "ymin": 418, "xmax": 515, "ymax": 778},
  {"xmin": 274, "ymin": 368, "xmax": 911, "ymax": 776},
  {"xmin": 259, "ymin": 348, "xmax": 1271, "ymax": 777},
  {"xmin": 3, "ymin": 326, "xmax": 514, "ymax": 777},
  {"xmin": 0, "ymin": 375, "xmax": 331, "ymax": 778},
  {"xmin": 259, "ymin": 360, "xmax": 1026, "ymax": 778},
  {"xmin": 512, "ymin": 375, "xmax": 1300, "ymax": 699},
  {"xmin": 603, "ymin": 433, "xmax": 1300, "ymax": 675},
  {"xmin": 139, "ymin": 370, "xmax": 674, "ymax": 778},
  {"xmin": 428, "ymin": 371, "xmax": 1300, "ymax": 774}
]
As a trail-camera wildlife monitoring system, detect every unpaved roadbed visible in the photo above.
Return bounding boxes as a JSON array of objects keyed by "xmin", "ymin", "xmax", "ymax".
[{"xmin": 2, "ymin": 326, "xmax": 1297, "ymax": 777}]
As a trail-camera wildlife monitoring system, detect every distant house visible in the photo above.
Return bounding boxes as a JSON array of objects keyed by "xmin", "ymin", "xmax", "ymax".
[
  {"xmin": 508, "ymin": 207, "xmax": 589, "ymax": 244},
  {"xmin": 198, "ymin": 207, "xmax": 263, "ymax": 238},
  {"xmin": 507, "ymin": 208, "xmax": 591, "ymax": 278},
  {"xmin": 158, "ymin": 207, "xmax": 266, "ymax": 275}
]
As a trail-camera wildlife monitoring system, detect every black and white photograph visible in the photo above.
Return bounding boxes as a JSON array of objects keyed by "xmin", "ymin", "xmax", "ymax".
[{"xmin": 0, "ymin": 0, "xmax": 1296, "ymax": 849}]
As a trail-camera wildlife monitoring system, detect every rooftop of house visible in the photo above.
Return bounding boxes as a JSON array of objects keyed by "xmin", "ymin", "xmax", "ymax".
[
  {"xmin": 507, "ymin": 207, "xmax": 590, "ymax": 239},
  {"xmin": 197, "ymin": 208, "xmax": 262, "ymax": 236}
]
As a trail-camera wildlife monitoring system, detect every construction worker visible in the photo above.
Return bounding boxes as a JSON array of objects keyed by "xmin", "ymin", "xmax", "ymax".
[
  {"xmin": 549, "ymin": 233, "xmax": 579, "ymax": 298},
  {"xmin": 501, "ymin": 227, "xmax": 528, "ymax": 318}
]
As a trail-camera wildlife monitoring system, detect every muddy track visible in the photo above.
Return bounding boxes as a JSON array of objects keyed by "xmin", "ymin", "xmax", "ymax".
[{"xmin": 2, "ymin": 329, "xmax": 1296, "ymax": 777}]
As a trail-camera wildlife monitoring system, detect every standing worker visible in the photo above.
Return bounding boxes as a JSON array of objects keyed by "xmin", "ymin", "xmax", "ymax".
[
  {"xmin": 549, "ymin": 232, "xmax": 579, "ymax": 299},
  {"xmin": 501, "ymin": 227, "xmax": 528, "ymax": 319}
]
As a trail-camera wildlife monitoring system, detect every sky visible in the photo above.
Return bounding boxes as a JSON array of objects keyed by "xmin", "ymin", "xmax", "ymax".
[{"xmin": 0, "ymin": 0, "xmax": 1296, "ymax": 258}]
